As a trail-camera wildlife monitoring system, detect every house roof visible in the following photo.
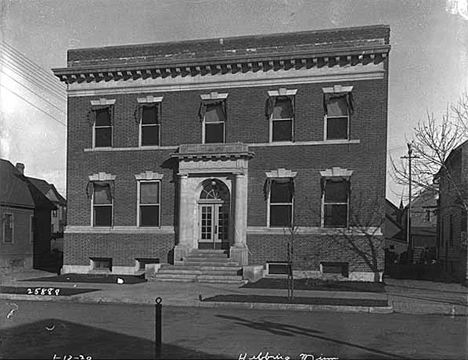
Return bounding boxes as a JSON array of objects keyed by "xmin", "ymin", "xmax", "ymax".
[
  {"xmin": 53, "ymin": 25, "xmax": 390, "ymax": 83},
  {"xmin": 28, "ymin": 177, "xmax": 66, "ymax": 206},
  {"xmin": 0, "ymin": 159, "xmax": 56, "ymax": 210}
]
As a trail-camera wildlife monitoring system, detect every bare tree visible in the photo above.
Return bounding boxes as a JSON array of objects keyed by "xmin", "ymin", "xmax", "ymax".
[
  {"xmin": 391, "ymin": 94, "xmax": 468, "ymax": 209},
  {"xmin": 323, "ymin": 192, "xmax": 386, "ymax": 283}
]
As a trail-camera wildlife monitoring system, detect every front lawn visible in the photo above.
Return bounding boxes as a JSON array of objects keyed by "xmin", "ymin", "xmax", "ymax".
[
  {"xmin": 21, "ymin": 273, "xmax": 147, "ymax": 284},
  {"xmin": 202, "ymin": 294, "xmax": 388, "ymax": 307},
  {"xmin": 242, "ymin": 278, "xmax": 386, "ymax": 293}
]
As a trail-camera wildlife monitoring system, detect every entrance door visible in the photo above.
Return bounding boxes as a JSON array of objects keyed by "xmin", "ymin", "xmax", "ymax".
[
  {"xmin": 198, "ymin": 179, "xmax": 230, "ymax": 250},
  {"xmin": 199, "ymin": 204, "xmax": 229, "ymax": 249}
]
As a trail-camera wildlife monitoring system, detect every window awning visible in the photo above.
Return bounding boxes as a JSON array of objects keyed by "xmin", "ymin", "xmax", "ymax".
[
  {"xmin": 87, "ymin": 105, "xmax": 114, "ymax": 126},
  {"xmin": 86, "ymin": 180, "xmax": 115, "ymax": 200},
  {"xmin": 263, "ymin": 177, "xmax": 295, "ymax": 201},
  {"xmin": 198, "ymin": 100, "xmax": 226, "ymax": 122},
  {"xmin": 134, "ymin": 103, "xmax": 161, "ymax": 125},
  {"xmin": 323, "ymin": 93, "xmax": 354, "ymax": 116},
  {"xmin": 265, "ymin": 96, "xmax": 295, "ymax": 119}
]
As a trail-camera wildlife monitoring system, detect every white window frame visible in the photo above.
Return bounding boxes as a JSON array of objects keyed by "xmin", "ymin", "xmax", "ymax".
[
  {"xmin": 3, "ymin": 213, "xmax": 14, "ymax": 243},
  {"xmin": 200, "ymin": 92, "xmax": 228, "ymax": 144},
  {"xmin": 323, "ymin": 85, "xmax": 353, "ymax": 141},
  {"xmin": 89, "ymin": 172, "xmax": 116, "ymax": 227},
  {"xmin": 265, "ymin": 169, "xmax": 297, "ymax": 228},
  {"xmin": 137, "ymin": 96, "xmax": 163, "ymax": 147},
  {"xmin": 92, "ymin": 183, "xmax": 114, "ymax": 227},
  {"xmin": 91, "ymin": 99, "xmax": 115, "ymax": 149},
  {"xmin": 268, "ymin": 89, "xmax": 297, "ymax": 143},
  {"xmin": 137, "ymin": 180, "xmax": 161, "ymax": 228},
  {"xmin": 135, "ymin": 171, "xmax": 164, "ymax": 227},
  {"xmin": 320, "ymin": 168, "xmax": 353, "ymax": 228}
]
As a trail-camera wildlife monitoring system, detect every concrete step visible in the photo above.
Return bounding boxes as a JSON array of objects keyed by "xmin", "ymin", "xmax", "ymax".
[
  {"xmin": 197, "ymin": 274, "xmax": 244, "ymax": 281},
  {"xmin": 158, "ymin": 268, "xmax": 241, "ymax": 276},
  {"xmin": 183, "ymin": 261, "xmax": 240, "ymax": 267},
  {"xmin": 187, "ymin": 253, "xmax": 229, "ymax": 259},
  {"xmin": 167, "ymin": 265, "xmax": 242, "ymax": 271},
  {"xmin": 184, "ymin": 257, "xmax": 233, "ymax": 263},
  {"xmin": 190, "ymin": 250, "xmax": 228, "ymax": 254}
]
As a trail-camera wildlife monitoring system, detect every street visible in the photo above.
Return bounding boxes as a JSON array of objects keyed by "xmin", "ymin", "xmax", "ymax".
[{"xmin": 0, "ymin": 300, "xmax": 465, "ymax": 360}]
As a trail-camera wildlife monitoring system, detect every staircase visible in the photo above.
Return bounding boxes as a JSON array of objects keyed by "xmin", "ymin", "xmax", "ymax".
[{"xmin": 151, "ymin": 249, "xmax": 244, "ymax": 284}]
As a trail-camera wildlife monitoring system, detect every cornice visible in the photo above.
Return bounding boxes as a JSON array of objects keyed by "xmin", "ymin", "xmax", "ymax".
[{"xmin": 53, "ymin": 45, "xmax": 389, "ymax": 85}]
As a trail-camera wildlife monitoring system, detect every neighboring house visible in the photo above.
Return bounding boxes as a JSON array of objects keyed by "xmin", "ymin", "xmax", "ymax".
[
  {"xmin": 436, "ymin": 140, "xmax": 468, "ymax": 282},
  {"xmin": 384, "ymin": 199, "xmax": 406, "ymax": 255},
  {"xmin": 53, "ymin": 25, "xmax": 391, "ymax": 282},
  {"xmin": 0, "ymin": 160, "xmax": 56, "ymax": 269},
  {"xmin": 28, "ymin": 176, "xmax": 67, "ymax": 251}
]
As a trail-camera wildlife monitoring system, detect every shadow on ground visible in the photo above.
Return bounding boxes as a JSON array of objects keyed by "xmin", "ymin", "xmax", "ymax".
[
  {"xmin": 216, "ymin": 314, "xmax": 412, "ymax": 360},
  {"xmin": 0, "ymin": 318, "xmax": 229, "ymax": 359}
]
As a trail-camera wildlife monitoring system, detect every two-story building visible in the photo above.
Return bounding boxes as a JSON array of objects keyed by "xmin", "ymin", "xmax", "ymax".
[
  {"xmin": 436, "ymin": 141, "xmax": 468, "ymax": 282},
  {"xmin": 53, "ymin": 25, "xmax": 391, "ymax": 282}
]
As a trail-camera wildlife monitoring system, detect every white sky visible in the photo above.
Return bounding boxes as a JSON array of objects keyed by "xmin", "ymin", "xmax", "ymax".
[{"xmin": 0, "ymin": 0, "xmax": 467, "ymax": 204}]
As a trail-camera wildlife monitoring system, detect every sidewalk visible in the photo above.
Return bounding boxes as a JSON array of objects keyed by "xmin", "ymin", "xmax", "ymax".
[{"xmin": 1, "ymin": 270, "xmax": 467, "ymax": 315}]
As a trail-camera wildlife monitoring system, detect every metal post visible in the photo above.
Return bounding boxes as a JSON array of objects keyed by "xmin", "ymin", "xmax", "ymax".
[{"xmin": 155, "ymin": 297, "xmax": 162, "ymax": 359}]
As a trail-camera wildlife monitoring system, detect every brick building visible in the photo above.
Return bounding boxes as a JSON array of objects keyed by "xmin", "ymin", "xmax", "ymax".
[
  {"xmin": 53, "ymin": 25, "xmax": 390, "ymax": 282},
  {"xmin": 436, "ymin": 141, "xmax": 468, "ymax": 282}
]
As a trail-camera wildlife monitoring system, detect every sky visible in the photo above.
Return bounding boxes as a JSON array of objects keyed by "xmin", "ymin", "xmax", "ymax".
[{"xmin": 0, "ymin": 0, "xmax": 467, "ymax": 204}]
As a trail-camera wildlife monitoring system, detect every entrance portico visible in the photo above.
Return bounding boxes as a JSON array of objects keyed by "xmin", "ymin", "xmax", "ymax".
[{"xmin": 171, "ymin": 143, "xmax": 254, "ymax": 265}]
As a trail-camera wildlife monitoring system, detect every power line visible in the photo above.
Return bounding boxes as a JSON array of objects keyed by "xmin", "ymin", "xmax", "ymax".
[
  {"xmin": 0, "ymin": 70, "xmax": 66, "ymax": 115},
  {"xmin": 0, "ymin": 83, "xmax": 67, "ymax": 128},
  {"xmin": 0, "ymin": 59, "xmax": 66, "ymax": 102},
  {"xmin": 0, "ymin": 42, "xmax": 66, "ymax": 93},
  {"xmin": 0, "ymin": 52, "xmax": 67, "ymax": 98}
]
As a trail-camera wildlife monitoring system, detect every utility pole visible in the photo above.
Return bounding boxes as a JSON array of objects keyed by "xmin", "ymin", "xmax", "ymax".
[{"xmin": 401, "ymin": 142, "xmax": 419, "ymax": 263}]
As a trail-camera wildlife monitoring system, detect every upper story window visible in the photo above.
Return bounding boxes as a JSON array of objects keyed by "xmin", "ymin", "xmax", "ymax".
[
  {"xmin": 136, "ymin": 96, "xmax": 163, "ymax": 147},
  {"xmin": 3, "ymin": 213, "xmax": 13, "ymax": 243},
  {"xmin": 199, "ymin": 92, "xmax": 228, "ymax": 144},
  {"xmin": 266, "ymin": 88, "xmax": 297, "ymax": 143},
  {"xmin": 87, "ymin": 172, "xmax": 116, "ymax": 227},
  {"xmin": 265, "ymin": 169, "xmax": 297, "ymax": 228},
  {"xmin": 320, "ymin": 167, "xmax": 353, "ymax": 228},
  {"xmin": 135, "ymin": 171, "xmax": 164, "ymax": 227},
  {"xmin": 89, "ymin": 99, "xmax": 115, "ymax": 148},
  {"xmin": 323, "ymin": 85, "xmax": 354, "ymax": 141}
]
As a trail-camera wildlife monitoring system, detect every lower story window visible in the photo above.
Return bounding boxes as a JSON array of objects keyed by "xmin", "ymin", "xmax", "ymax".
[
  {"xmin": 269, "ymin": 179, "xmax": 293, "ymax": 227},
  {"xmin": 93, "ymin": 183, "xmax": 113, "ymax": 226},
  {"xmin": 323, "ymin": 178, "xmax": 349, "ymax": 227},
  {"xmin": 139, "ymin": 181, "xmax": 160, "ymax": 227}
]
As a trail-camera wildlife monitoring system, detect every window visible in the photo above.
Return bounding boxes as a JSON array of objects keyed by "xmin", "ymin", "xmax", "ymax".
[
  {"xmin": 30, "ymin": 216, "xmax": 34, "ymax": 243},
  {"xmin": 323, "ymin": 86, "xmax": 354, "ymax": 140},
  {"xmin": 91, "ymin": 257, "xmax": 112, "ymax": 271},
  {"xmin": 93, "ymin": 107, "xmax": 112, "ymax": 147},
  {"xmin": 269, "ymin": 179, "xmax": 293, "ymax": 227},
  {"xmin": 93, "ymin": 183, "xmax": 113, "ymax": 226},
  {"xmin": 202, "ymin": 101, "xmax": 226, "ymax": 143},
  {"xmin": 323, "ymin": 179, "xmax": 349, "ymax": 227},
  {"xmin": 138, "ymin": 181, "xmax": 160, "ymax": 227},
  {"xmin": 3, "ymin": 213, "xmax": 13, "ymax": 243},
  {"xmin": 265, "ymin": 90, "xmax": 296, "ymax": 142},
  {"xmin": 271, "ymin": 97, "xmax": 294, "ymax": 142},
  {"xmin": 139, "ymin": 104, "xmax": 160, "ymax": 146},
  {"xmin": 52, "ymin": 210, "xmax": 57, "ymax": 218}
]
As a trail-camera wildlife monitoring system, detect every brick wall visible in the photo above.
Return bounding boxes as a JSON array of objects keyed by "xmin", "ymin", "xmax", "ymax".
[
  {"xmin": 66, "ymin": 74, "xmax": 387, "ymax": 272},
  {"xmin": 64, "ymin": 233, "xmax": 174, "ymax": 266},
  {"xmin": 247, "ymin": 233, "xmax": 384, "ymax": 273}
]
